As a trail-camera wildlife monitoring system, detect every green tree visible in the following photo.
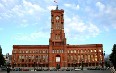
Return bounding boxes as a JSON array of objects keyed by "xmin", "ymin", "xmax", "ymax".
[
  {"xmin": 109, "ymin": 44, "xmax": 116, "ymax": 69},
  {"xmin": 0, "ymin": 46, "xmax": 5, "ymax": 67},
  {"xmin": 0, "ymin": 54, "xmax": 5, "ymax": 67},
  {"xmin": 104, "ymin": 55, "xmax": 110, "ymax": 67}
]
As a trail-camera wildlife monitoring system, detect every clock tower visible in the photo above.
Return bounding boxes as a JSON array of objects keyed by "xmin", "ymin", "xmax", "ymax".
[
  {"xmin": 49, "ymin": 5, "xmax": 66, "ymax": 45},
  {"xmin": 49, "ymin": 5, "xmax": 67, "ymax": 69}
]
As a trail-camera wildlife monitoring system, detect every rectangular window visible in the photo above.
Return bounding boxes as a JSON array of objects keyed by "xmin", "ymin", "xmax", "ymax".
[
  {"xmin": 74, "ymin": 50, "xmax": 76, "ymax": 53},
  {"xmin": 52, "ymin": 50, "xmax": 54, "ymax": 53},
  {"xmin": 99, "ymin": 50, "xmax": 101, "ymax": 52},
  {"xmin": 67, "ymin": 50, "xmax": 69, "ymax": 53},
  {"xmin": 94, "ymin": 50, "xmax": 96, "ymax": 52}
]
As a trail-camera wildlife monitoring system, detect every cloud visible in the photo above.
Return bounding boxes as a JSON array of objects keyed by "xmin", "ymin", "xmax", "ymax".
[
  {"xmin": 82, "ymin": 1, "xmax": 116, "ymax": 30},
  {"xmin": 64, "ymin": 4, "xmax": 71, "ymax": 7},
  {"xmin": 64, "ymin": 3, "xmax": 80, "ymax": 10},
  {"xmin": 0, "ymin": 3, "xmax": 5, "ymax": 13},
  {"xmin": 96, "ymin": 2, "xmax": 105, "ymax": 12},
  {"xmin": 0, "ymin": 0, "xmax": 45, "ymax": 17},
  {"xmin": 64, "ymin": 14, "xmax": 100, "ymax": 41},
  {"xmin": 14, "ymin": 31, "xmax": 49, "ymax": 41},
  {"xmin": 23, "ymin": 0, "xmax": 45, "ymax": 14},
  {"xmin": 47, "ymin": 5, "xmax": 56, "ymax": 10},
  {"xmin": 0, "ymin": 0, "xmax": 46, "ymax": 27},
  {"xmin": 44, "ymin": 0, "xmax": 53, "ymax": 3},
  {"xmin": 95, "ymin": 2, "xmax": 116, "ymax": 29}
]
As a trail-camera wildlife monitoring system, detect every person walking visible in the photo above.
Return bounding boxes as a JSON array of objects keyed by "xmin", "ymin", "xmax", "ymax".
[{"xmin": 7, "ymin": 67, "xmax": 10, "ymax": 73}]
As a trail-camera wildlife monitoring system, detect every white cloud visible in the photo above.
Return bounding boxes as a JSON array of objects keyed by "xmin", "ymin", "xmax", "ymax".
[
  {"xmin": 87, "ymin": 23, "xmax": 100, "ymax": 37},
  {"xmin": 0, "ymin": 0, "xmax": 45, "ymax": 17},
  {"xmin": 64, "ymin": 4, "xmax": 71, "ymax": 7},
  {"xmin": 0, "ymin": 3, "xmax": 6, "ymax": 13},
  {"xmin": 64, "ymin": 14, "xmax": 100, "ymax": 41},
  {"xmin": 76, "ymin": 5, "xmax": 80, "ymax": 10},
  {"xmin": 83, "ymin": 1, "xmax": 116, "ymax": 30},
  {"xmin": 96, "ymin": 2, "xmax": 105, "ymax": 12},
  {"xmin": 0, "ymin": 0, "xmax": 46, "ymax": 28},
  {"xmin": 14, "ymin": 31, "xmax": 49, "ymax": 41},
  {"xmin": 23, "ymin": 0, "xmax": 45, "ymax": 14},
  {"xmin": 44, "ymin": 0, "xmax": 53, "ymax": 3},
  {"xmin": 11, "ymin": 5, "xmax": 25, "ymax": 17},
  {"xmin": 18, "ymin": 19, "xmax": 29, "ymax": 27},
  {"xmin": 47, "ymin": 5, "xmax": 56, "ymax": 10},
  {"xmin": 64, "ymin": 3, "xmax": 80, "ymax": 10},
  {"xmin": 20, "ymin": 24, "xmax": 28, "ymax": 27}
]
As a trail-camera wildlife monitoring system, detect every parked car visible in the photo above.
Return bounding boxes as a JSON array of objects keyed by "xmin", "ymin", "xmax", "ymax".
[
  {"xmin": 15, "ymin": 68, "xmax": 19, "ymax": 71},
  {"xmin": 1, "ymin": 66, "xmax": 7, "ymax": 71},
  {"xmin": 36, "ymin": 69, "xmax": 42, "ymax": 71},
  {"xmin": 61, "ymin": 69, "xmax": 65, "ymax": 71},
  {"xmin": 66, "ymin": 68, "xmax": 70, "ymax": 71},
  {"xmin": 75, "ymin": 68, "xmax": 81, "ymax": 71}
]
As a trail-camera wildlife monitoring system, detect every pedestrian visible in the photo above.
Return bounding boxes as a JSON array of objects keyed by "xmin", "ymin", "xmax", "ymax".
[{"xmin": 7, "ymin": 67, "xmax": 10, "ymax": 73}]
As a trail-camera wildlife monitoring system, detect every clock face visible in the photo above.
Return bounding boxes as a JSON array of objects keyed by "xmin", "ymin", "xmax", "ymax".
[{"xmin": 56, "ymin": 16, "xmax": 59, "ymax": 20}]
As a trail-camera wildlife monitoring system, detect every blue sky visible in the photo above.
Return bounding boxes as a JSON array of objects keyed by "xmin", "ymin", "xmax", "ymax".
[{"xmin": 0, "ymin": 0, "xmax": 116, "ymax": 55}]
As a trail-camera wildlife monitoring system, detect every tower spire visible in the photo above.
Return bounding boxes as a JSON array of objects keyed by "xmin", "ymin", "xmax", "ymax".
[{"xmin": 56, "ymin": 5, "xmax": 58, "ymax": 10}]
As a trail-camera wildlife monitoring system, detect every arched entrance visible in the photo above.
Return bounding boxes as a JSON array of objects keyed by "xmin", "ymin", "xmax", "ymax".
[{"xmin": 55, "ymin": 55, "xmax": 61, "ymax": 69}]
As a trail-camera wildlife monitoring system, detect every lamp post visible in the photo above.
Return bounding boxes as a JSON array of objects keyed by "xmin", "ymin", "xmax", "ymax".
[
  {"xmin": 81, "ymin": 59, "xmax": 84, "ymax": 70},
  {"xmin": 37, "ymin": 62, "xmax": 38, "ymax": 69},
  {"xmin": 103, "ymin": 51, "xmax": 105, "ymax": 68},
  {"xmin": 64, "ymin": 61, "xmax": 67, "ymax": 69},
  {"xmin": 73, "ymin": 60, "xmax": 76, "ymax": 69},
  {"xmin": 99, "ymin": 60, "xmax": 102, "ymax": 68},
  {"xmin": 34, "ymin": 62, "xmax": 36, "ymax": 71}
]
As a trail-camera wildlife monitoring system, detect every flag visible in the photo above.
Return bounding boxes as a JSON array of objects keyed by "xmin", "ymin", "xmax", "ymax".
[{"xmin": 54, "ymin": 0, "xmax": 57, "ymax": 3}]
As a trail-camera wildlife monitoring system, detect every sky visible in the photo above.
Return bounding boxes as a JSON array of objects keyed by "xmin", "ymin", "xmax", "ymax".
[{"xmin": 0, "ymin": 0, "xmax": 116, "ymax": 55}]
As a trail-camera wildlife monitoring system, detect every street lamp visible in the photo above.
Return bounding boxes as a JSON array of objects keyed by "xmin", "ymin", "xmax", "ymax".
[
  {"xmin": 81, "ymin": 59, "xmax": 84, "ymax": 70},
  {"xmin": 37, "ymin": 62, "xmax": 38, "ymax": 69},
  {"xmin": 64, "ymin": 61, "xmax": 67, "ymax": 69},
  {"xmin": 99, "ymin": 60, "xmax": 103, "ymax": 68},
  {"xmin": 73, "ymin": 60, "xmax": 76, "ymax": 69},
  {"xmin": 34, "ymin": 62, "xmax": 36, "ymax": 71},
  {"xmin": 103, "ymin": 51, "xmax": 105, "ymax": 68}
]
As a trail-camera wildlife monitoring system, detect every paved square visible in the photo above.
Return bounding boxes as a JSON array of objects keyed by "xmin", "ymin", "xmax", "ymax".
[{"xmin": 0, "ymin": 70, "xmax": 112, "ymax": 73}]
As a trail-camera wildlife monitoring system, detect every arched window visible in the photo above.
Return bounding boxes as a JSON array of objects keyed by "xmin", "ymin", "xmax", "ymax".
[
  {"xmin": 95, "ymin": 54, "xmax": 97, "ymax": 61},
  {"xmin": 88, "ymin": 55, "xmax": 90, "ymax": 62},
  {"xmin": 71, "ymin": 50, "xmax": 73, "ymax": 53},
  {"xmin": 67, "ymin": 50, "xmax": 69, "ymax": 53},
  {"xmin": 71, "ymin": 55, "xmax": 73, "ymax": 61},
  {"xmin": 74, "ymin": 50, "xmax": 76, "ymax": 53}
]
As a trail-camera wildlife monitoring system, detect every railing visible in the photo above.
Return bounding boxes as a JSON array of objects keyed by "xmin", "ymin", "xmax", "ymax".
[{"xmin": 110, "ymin": 67, "xmax": 116, "ymax": 73}]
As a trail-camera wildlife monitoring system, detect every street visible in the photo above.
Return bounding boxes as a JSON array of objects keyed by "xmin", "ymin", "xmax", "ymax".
[{"xmin": 0, "ymin": 70, "xmax": 112, "ymax": 73}]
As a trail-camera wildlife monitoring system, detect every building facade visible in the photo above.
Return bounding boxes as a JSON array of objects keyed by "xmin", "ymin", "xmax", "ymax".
[{"xmin": 12, "ymin": 6, "xmax": 104, "ymax": 69}]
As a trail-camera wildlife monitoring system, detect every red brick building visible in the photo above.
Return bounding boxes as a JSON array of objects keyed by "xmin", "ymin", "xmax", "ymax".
[{"xmin": 12, "ymin": 6, "xmax": 104, "ymax": 69}]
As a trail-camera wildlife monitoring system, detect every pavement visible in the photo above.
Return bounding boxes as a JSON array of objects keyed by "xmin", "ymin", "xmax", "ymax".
[{"xmin": 0, "ymin": 70, "xmax": 112, "ymax": 73}]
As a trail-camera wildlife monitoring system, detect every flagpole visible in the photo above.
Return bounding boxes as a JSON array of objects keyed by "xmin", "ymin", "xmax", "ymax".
[{"xmin": 54, "ymin": 0, "xmax": 58, "ymax": 10}]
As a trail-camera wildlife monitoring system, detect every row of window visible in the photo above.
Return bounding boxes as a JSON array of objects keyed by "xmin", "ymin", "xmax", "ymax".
[
  {"xmin": 52, "ymin": 50, "xmax": 64, "ymax": 53},
  {"xmin": 67, "ymin": 49, "xmax": 102, "ymax": 53},
  {"xmin": 55, "ymin": 34, "xmax": 61, "ymax": 40},
  {"xmin": 13, "ymin": 50, "xmax": 48, "ymax": 54},
  {"xmin": 13, "ymin": 55, "xmax": 48, "ymax": 63},
  {"xmin": 67, "ymin": 54, "xmax": 103, "ymax": 62},
  {"xmin": 17, "ymin": 58, "xmax": 48, "ymax": 63},
  {"xmin": 13, "ymin": 49, "xmax": 102, "ymax": 54},
  {"xmin": 18, "ymin": 55, "xmax": 48, "ymax": 59}
]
